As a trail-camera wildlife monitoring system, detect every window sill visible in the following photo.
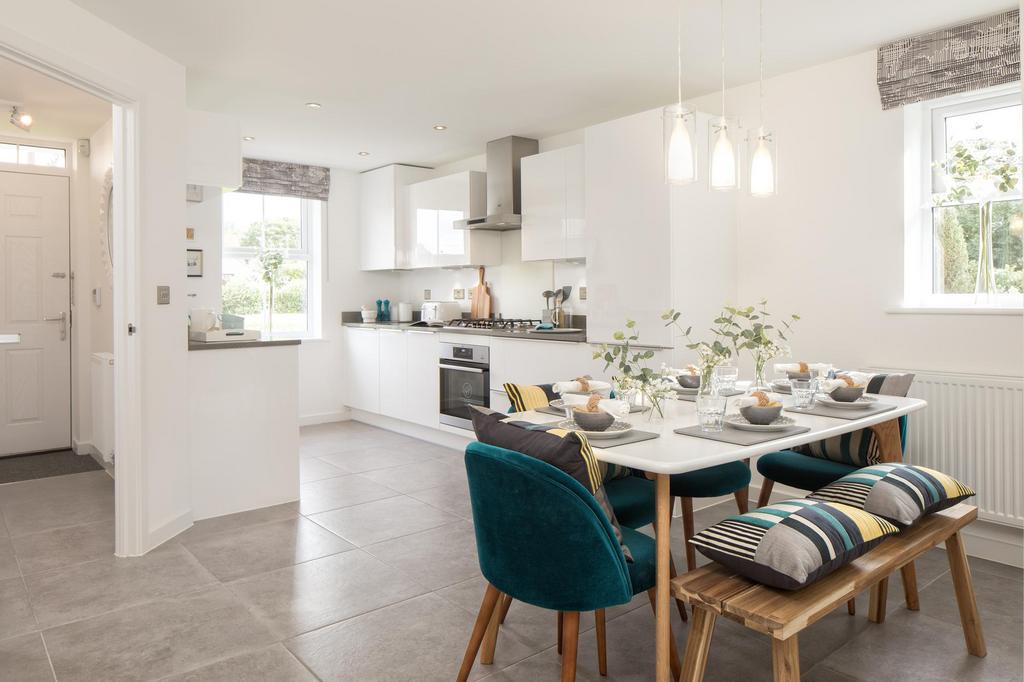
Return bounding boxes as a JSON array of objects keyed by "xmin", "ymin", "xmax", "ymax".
[{"xmin": 886, "ymin": 307, "xmax": 1023, "ymax": 317}]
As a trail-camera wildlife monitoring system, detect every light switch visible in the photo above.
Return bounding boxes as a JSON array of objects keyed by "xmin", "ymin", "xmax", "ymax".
[
  {"xmin": 156, "ymin": 286, "xmax": 170, "ymax": 305},
  {"xmin": 424, "ymin": 289, "xmax": 432, "ymax": 300},
  {"xmin": 453, "ymin": 288, "xmax": 465, "ymax": 300},
  {"xmin": 579, "ymin": 286, "xmax": 588, "ymax": 301}
]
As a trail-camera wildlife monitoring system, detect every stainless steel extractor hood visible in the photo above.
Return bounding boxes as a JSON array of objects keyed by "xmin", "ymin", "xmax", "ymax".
[{"xmin": 454, "ymin": 135, "xmax": 539, "ymax": 231}]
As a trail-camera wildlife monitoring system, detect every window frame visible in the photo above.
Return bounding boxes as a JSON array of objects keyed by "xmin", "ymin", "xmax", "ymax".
[
  {"xmin": 221, "ymin": 192, "xmax": 324, "ymax": 340},
  {"xmin": 903, "ymin": 84, "xmax": 1024, "ymax": 310},
  {"xmin": 0, "ymin": 136, "xmax": 71, "ymax": 176}
]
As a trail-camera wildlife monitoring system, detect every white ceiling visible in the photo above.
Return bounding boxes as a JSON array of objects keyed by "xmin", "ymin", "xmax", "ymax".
[
  {"xmin": 69, "ymin": 0, "xmax": 1014, "ymax": 170},
  {"xmin": 0, "ymin": 57, "xmax": 110, "ymax": 141}
]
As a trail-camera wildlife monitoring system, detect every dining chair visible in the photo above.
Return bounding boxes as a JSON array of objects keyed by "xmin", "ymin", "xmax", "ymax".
[{"xmin": 457, "ymin": 441, "xmax": 682, "ymax": 681}]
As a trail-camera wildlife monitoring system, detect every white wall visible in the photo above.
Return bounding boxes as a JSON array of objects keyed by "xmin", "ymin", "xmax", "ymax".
[
  {"xmin": 1, "ymin": 0, "xmax": 191, "ymax": 552},
  {"xmin": 184, "ymin": 187, "xmax": 223, "ymax": 311}
]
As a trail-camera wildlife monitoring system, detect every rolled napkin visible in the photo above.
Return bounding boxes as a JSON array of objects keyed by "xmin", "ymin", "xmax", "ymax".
[
  {"xmin": 734, "ymin": 390, "xmax": 784, "ymax": 408},
  {"xmin": 818, "ymin": 373, "xmax": 866, "ymax": 393},
  {"xmin": 774, "ymin": 362, "xmax": 831, "ymax": 377},
  {"xmin": 558, "ymin": 392, "xmax": 629, "ymax": 416},
  {"xmin": 661, "ymin": 364, "xmax": 700, "ymax": 377},
  {"xmin": 553, "ymin": 377, "xmax": 613, "ymax": 395}
]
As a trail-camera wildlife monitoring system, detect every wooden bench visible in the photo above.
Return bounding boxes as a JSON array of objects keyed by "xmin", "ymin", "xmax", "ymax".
[{"xmin": 671, "ymin": 504, "xmax": 986, "ymax": 682}]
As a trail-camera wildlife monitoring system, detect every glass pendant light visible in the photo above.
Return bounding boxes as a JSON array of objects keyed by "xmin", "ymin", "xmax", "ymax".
[
  {"xmin": 748, "ymin": 0, "xmax": 778, "ymax": 197},
  {"xmin": 709, "ymin": 0, "xmax": 740, "ymax": 191},
  {"xmin": 664, "ymin": 0, "xmax": 696, "ymax": 184}
]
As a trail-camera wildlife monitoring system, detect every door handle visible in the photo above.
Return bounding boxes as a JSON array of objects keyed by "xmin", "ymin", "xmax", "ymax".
[{"xmin": 43, "ymin": 311, "xmax": 67, "ymax": 341}]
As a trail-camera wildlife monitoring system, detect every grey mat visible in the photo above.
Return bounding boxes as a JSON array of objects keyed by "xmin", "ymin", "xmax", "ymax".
[
  {"xmin": 673, "ymin": 388, "xmax": 744, "ymax": 402},
  {"xmin": 0, "ymin": 449, "xmax": 103, "ymax": 484},
  {"xmin": 785, "ymin": 401, "xmax": 897, "ymax": 421},
  {"xmin": 588, "ymin": 429, "xmax": 660, "ymax": 448},
  {"xmin": 537, "ymin": 404, "xmax": 649, "ymax": 417},
  {"xmin": 674, "ymin": 423, "xmax": 811, "ymax": 445}
]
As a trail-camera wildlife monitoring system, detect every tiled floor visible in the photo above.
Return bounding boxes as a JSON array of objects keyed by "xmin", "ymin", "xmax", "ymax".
[{"xmin": 0, "ymin": 420, "xmax": 1020, "ymax": 681}]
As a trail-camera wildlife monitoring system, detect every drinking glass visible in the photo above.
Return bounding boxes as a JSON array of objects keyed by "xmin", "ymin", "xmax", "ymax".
[
  {"xmin": 713, "ymin": 366, "xmax": 739, "ymax": 394},
  {"xmin": 791, "ymin": 378, "xmax": 815, "ymax": 409},
  {"xmin": 697, "ymin": 395, "xmax": 727, "ymax": 432}
]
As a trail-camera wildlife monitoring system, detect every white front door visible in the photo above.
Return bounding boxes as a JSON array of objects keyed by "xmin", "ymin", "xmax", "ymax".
[{"xmin": 0, "ymin": 171, "xmax": 71, "ymax": 456}]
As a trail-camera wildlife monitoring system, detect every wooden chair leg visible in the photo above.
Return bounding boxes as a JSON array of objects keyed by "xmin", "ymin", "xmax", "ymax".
[
  {"xmin": 846, "ymin": 599, "xmax": 856, "ymax": 616},
  {"xmin": 900, "ymin": 562, "xmax": 920, "ymax": 611},
  {"xmin": 770, "ymin": 635, "xmax": 800, "ymax": 682},
  {"xmin": 557, "ymin": 611, "xmax": 563, "ymax": 654},
  {"xmin": 681, "ymin": 497, "xmax": 697, "ymax": 572},
  {"xmin": 480, "ymin": 591, "xmax": 504, "ymax": 664},
  {"xmin": 560, "ymin": 611, "xmax": 580, "ymax": 682},
  {"xmin": 647, "ymin": 588, "xmax": 682, "ymax": 681},
  {"xmin": 756, "ymin": 479, "xmax": 774, "ymax": 508},
  {"xmin": 680, "ymin": 605, "xmax": 716, "ymax": 682},
  {"xmin": 946, "ymin": 531, "xmax": 987, "ymax": 657},
  {"xmin": 868, "ymin": 577, "xmax": 888, "ymax": 624},
  {"xmin": 595, "ymin": 608, "xmax": 608, "ymax": 676},
  {"xmin": 457, "ymin": 584, "xmax": 501, "ymax": 682},
  {"xmin": 733, "ymin": 488, "xmax": 749, "ymax": 514},
  {"xmin": 668, "ymin": 557, "xmax": 689, "ymax": 623}
]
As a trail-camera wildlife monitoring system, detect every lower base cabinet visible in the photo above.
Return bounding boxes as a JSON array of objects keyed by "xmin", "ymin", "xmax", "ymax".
[
  {"xmin": 343, "ymin": 327, "xmax": 439, "ymax": 427},
  {"xmin": 405, "ymin": 330, "xmax": 440, "ymax": 427}
]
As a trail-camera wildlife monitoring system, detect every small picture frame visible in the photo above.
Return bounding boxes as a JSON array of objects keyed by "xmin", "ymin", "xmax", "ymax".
[{"xmin": 186, "ymin": 249, "xmax": 203, "ymax": 277}]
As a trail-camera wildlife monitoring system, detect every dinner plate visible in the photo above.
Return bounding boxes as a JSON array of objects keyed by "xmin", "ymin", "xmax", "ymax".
[
  {"xmin": 550, "ymin": 399, "xmax": 648, "ymax": 414},
  {"xmin": 556, "ymin": 419, "xmax": 635, "ymax": 439},
  {"xmin": 724, "ymin": 414, "xmax": 798, "ymax": 432},
  {"xmin": 771, "ymin": 380, "xmax": 792, "ymax": 394},
  {"xmin": 814, "ymin": 394, "xmax": 878, "ymax": 410}
]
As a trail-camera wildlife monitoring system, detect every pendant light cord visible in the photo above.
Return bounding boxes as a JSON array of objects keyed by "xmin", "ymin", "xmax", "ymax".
[
  {"xmin": 719, "ymin": 0, "xmax": 726, "ymax": 120},
  {"xmin": 676, "ymin": 0, "xmax": 683, "ymax": 108},
  {"xmin": 758, "ymin": 0, "xmax": 765, "ymax": 128}
]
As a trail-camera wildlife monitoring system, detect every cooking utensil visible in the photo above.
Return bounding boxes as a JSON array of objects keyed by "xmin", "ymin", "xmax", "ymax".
[
  {"xmin": 561, "ymin": 285, "xmax": 572, "ymax": 302},
  {"xmin": 542, "ymin": 290, "xmax": 555, "ymax": 309},
  {"xmin": 471, "ymin": 267, "xmax": 491, "ymax": 319}
]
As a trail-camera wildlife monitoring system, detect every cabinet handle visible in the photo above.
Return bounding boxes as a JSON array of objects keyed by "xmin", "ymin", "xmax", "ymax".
[{"xmin": 439, "ymin": 363, "xmax": 485, "ymax": 373}]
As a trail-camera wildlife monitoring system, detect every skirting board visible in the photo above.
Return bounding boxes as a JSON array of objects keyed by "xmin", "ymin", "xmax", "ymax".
[
  {"xmin": 299, "ymin": 410, "xmax": 348, "ymax": 427},
  {"xmin": 135, "ymin": 509, "xmax": 193, "ymax": 558},
  {"xmin": 346, "ymin": 410, "xmax": 473, "ymax": 453}
]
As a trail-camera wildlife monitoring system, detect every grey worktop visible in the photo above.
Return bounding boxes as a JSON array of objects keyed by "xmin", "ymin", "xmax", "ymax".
[
  {"xmin": 341, "ymin": 322, "xmax": 588, "ymax": 343},
  {"xmin": 188, "ymin": 339, "xmax": 302, "ymax": 351}
]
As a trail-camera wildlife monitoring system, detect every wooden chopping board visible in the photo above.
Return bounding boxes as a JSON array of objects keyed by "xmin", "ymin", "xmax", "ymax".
[{"xmin": 470, "ymin": 266, "xmax": 491, "ymax": 319}]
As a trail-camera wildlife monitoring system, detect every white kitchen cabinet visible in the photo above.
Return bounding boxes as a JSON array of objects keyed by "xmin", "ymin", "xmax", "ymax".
[
  {"xmin": 359, "ymin": 164, "xmax": 433, "ymax": 270},
  {"xmin": 405, "ymin": 330, "xmax": 440, "ymax": 427},
  {"xmin": 521, "ymin": 144, "xmax": 585, "ymax": 261},
  {"xmin": 378, "ymin": 329, "xmax": 408, "ymax": 419},
  {"xmin": 402, "ymin": 171, "xmax": 500, "ymax": 268},
  {"xmin": 343, "ymin": 327, "xmax": 381, "ymax": 413}
]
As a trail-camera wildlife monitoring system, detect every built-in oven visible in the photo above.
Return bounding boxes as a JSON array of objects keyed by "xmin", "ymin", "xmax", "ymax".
[{"xmin": 439, "ymin": 342, "xmax": 490, "ymax": 430}]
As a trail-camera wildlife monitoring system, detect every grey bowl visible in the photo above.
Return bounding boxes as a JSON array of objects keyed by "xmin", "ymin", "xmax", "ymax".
[
  {"xmin": 572, "ymin": 409, "xmax": 615, "ymax": 432},
  {"xmin": 740, "ymin": 405, "xmax": 783, "ymax": 425},
  {"xmin": 786, "ymin": 371, "xmax": 811, "ymax": 380},
  {"xmin": 829, "ymin": 386, "xmax": 865, "ymax": 402},
  {"xmin": 677, "ymin": 375, "xmax": 701, "ymax": 389}
]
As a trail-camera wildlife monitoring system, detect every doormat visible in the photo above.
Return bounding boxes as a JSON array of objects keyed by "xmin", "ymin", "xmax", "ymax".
[{"xmin": 0, "ymin": 449, "xmax": 103, "ymax": 484}]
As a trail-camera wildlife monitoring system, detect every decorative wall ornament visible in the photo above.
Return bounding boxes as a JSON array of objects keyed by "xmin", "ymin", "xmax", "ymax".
[
  {"xmin": 186, "ymin": 249, "xmax": 204, "ymax": 277},
  {"xmin": 240, "ymin": 158, "xmax": 331, "ymax": 201},
  {"xmin": 877, "ymin": 9, "xmax": 1020, "ymax": 110},
  {"xmin": 99, "ymin": 166, "xmax": 114, "ymax": 282}
]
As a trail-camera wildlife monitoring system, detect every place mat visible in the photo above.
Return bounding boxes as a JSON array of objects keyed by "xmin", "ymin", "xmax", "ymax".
[
  {"xmin": 674, "ymin": 388, "xmax": 745, "ymax": 402},
  {"xmin": 537, "ymin": 406, "xmax": 568, "ymax": 417},
  {"xmin": 589, "ymin": 429, "xmax": 660, "ymax": 448},
  {"xmin": 784, "ymin": 401, "xmax": 897, "ymax": 421},
  {"xmin": 674, "ymin": 423, "xmax": 811, "ymax": 446}
]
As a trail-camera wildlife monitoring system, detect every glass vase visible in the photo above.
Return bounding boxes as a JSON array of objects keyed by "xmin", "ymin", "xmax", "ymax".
[{"xmin": 749, "ymin": 354, "xmax": 773, "ymax": 393}]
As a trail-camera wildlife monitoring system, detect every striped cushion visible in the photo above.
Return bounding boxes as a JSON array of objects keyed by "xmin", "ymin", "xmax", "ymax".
[
  {"xmin": 798, "ymin": 371, "xmax": 914, "ymax": 467},
  {"xmin": 808, "ymin": 464, "xmax": 975, "ymax": 527},
  {"xmin": 689, "ymin": 499, "xmax": 899, "ymax": 590},
  {"xmin": 503, "ymin": 383, "xmax": 559, "ymax": 412}
]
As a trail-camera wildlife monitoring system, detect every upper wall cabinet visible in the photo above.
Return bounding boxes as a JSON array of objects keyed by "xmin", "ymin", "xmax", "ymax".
[
  {"xmin": 521, "ymin": 144, "xmax": 585, "ymax": 261},
  {"xmin": 185, "ymin": 109, "xmax": 242, "ymax": 190},
  {"xmin": 359, "ymin": 164, "xmax": 433, "ymax": 271},
  {"xmin": 401, "ymin": 171, "xmax": 501, "ymax": 268}
]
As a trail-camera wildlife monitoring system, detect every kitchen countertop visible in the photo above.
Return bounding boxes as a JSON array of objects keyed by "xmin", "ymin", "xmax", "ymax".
[
  {"xmin": 342, "ymin": 322, "xmax": 587, "ymax": 343},
  {"xmin": 188, "ymin": 338, "xmax": 302, "ymax": 351}
]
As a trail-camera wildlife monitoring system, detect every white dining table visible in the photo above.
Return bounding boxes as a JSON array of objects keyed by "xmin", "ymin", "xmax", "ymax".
[{"xmin": 512, "ymin": 393, "xmax": 928, "ymax": 682}]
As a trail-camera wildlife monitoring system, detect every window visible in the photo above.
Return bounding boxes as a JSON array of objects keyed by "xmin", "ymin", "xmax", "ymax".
[
  {"xmin": 0, "ymin": 142, "xmax": 66, "ymax": 168},
  {"xmin": 221, "ymin": 192, "xmax": 322, "ymax": 338},
  {"xmin": 906, "ymin": 88, "xmax": 1023, "ymax": 308}
]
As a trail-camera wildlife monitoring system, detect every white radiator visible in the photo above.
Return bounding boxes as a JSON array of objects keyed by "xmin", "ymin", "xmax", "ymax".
[{"xmin": 875, "ymin": 368, "xmax": 1024, "ymax": 528}]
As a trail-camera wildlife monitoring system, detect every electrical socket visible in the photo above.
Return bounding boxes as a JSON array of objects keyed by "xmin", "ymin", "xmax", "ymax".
[
  {"xmin": 453, "ymin": 288, "xmax": 465, "ymax": 300},
  {"xmin": 424, "ymin": 289, "xmax": 431, "ymax": 300},
  {"xmin": 579, "ymin": 286, "xmax": 588, "ymax": 301},
  {"xmin": 156, "ymin": 285, "xmax": 170, "ymax": 305}
]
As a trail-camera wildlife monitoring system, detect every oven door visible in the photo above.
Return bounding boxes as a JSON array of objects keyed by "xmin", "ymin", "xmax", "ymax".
[{"xmin": 439, "ymin": 360, "xmax": 489, "ymax": 429}]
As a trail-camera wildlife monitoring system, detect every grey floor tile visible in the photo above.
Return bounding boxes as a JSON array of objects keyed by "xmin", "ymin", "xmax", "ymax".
[
  {"xmin": 967, "ymin": 553, "xmax": 1024, "ymax": 582},
  {"xmin": 360, "ymin": 458, "xmax": 467, "ymax": 494},
  {"xmin": 0, "ymin": 536, "xmax": 19, "ymax": 580},
  {"xmin": 12, "ymin": 520, "xmax": 114, "ymax": 575},
  {"xmin": 319, "ymin": 443, "xmax": 442, "ymax": 473},
  {"xmin": 915, "ymin": 567, "xmax": 1024, "ymax": 651},
  {"xmin": 300, "ymin": 457, "xmax": 349, "ymax": 483},
  {"xmin": 299, "ymin": 474, "xmax": 400, "ymax": 515},
  {"xmin": 0, "ymin": 576, "xmax": 37, "ymax": 640},
  {"xmin": 181, "ymin": 516, "xmax": 355, "ymax": 582},
  {"xmin": 0, "ymin": 632, "xmax": 55, "ymax": 682},
  {"xmin": 300, "ymin": 421, "xmax": 377, "ymax": 441},
  {"xmin": 408, "ymin": 479, "xmax": 475, "ymax": 520},
  {"xmin": 0, "ymin": 474, "xmax": 114, "ymax": 537},
  {"xmin": 0, "ymin": 470, "xmax": 111, "ymax": 506},
  {"xmin": 822, "ymin": 609, "xmax": 1020, "ymax": 682},
  {"xmin": 157, "ymin": 643, "xmax": 316, "ymax": 681},
  {"xmin": 287, "ymin": 592, "xmax": 540, "ymax": 681},
  {"xmin": 308, "ymin": 495, "xmax": 460, "ymax": 546},
  {"xmin": 800, "ymin": 664, "xmax": 862, "ymax": 682},
  {"xmin": 229, "ymin": 549, "xmax": 429, "ymax": 639},
  {"xmin": 363, "ymin": 520, "xmax": 481, "ymax": 590},
  {"xmin": 176, "ymin": 502, "xmax": 300, "ymax": 544},
  {"xmin": 24, "ymin": 543, "xmax": 217, "ymax": 628},
  {"xmin": 44, "ymin": 584, "xmax": 275, "ymax": 682}
]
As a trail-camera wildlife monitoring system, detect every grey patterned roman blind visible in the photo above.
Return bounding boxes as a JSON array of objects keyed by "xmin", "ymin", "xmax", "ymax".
[
  {"xmin": 877, "ymin": 9, "xmax": 1020, "ymax": 110},
  {"xmin": 240, "ymin": 158, "xmax": 331, "ymax": 201}
]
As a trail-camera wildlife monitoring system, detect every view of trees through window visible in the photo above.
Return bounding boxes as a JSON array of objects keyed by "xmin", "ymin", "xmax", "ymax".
[
  {"xmin": 221, "ymin": 192, "xmax": 319, "ymax": 336},
  {"xmin": 932, "ymin": 99, "xmax": 1023, "ymax": 297}
]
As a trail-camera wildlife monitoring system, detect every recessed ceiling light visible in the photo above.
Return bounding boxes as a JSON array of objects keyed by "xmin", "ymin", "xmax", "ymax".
[
  {"xmin": 433, "ymin": 124, "xmax": 448, "ymax": 131},
  {"xmin": 305, "ymin": 102, "xmax": 322, "ymax": 109},
  {"xmin": 358, "ymin": 151, "xmax": 370, "ymax": 156},
  {"xmin": 242, "ymin": 136, "xmax": 255, "ymax": 142}
]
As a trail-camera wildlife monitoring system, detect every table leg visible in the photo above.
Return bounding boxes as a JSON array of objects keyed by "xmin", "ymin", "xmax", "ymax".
[
  {"xmin": 655, "ymin": 473, "xmax": 671, "ymax": 682},
  {"xmin": 869, "ymin": 419, "xmax": 903, "ymax": 464}
]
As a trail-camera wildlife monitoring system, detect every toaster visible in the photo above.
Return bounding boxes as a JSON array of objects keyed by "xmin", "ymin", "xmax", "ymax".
[{"xmin": 420, "ymin": 301, "xmax": 462, "ymax": 323}]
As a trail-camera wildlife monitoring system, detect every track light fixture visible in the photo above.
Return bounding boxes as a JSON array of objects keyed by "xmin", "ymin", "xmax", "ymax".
[{"xmin": 9, "ymin": 107, "xmax": 32, "ymax": 132}]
